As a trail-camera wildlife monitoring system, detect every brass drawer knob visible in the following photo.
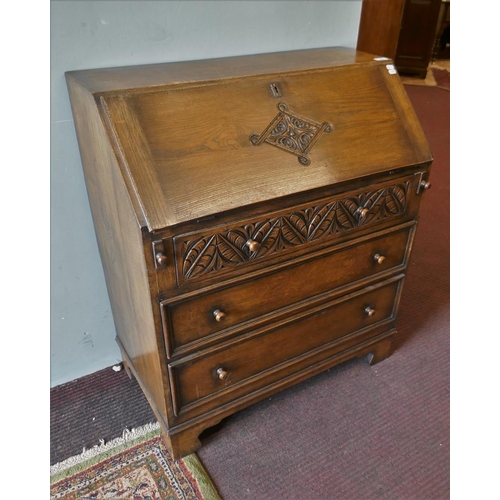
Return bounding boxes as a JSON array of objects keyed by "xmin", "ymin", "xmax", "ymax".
[
  {"xmin": 373, "ymin": 253, "xmax": 386, "ymax": 264},
  {"xmin": 357, "ymin": 207, "xmax": 369, "ymax": 219},
  {"xmin": 420, "ymin": 180, "xmax": 431, "ymax": 190},
  {"xmin": 245, "ymin": 239, "xmax": 260, "ymax": 252},
  {"xmin": 364, "ymin": 306, "xmax": 376, "ymax": 317},
  {"xmin": 216, "ymin": 367, "xmax": 229, "ymax": 380},
  {"xmin": 155, "ymin": 252, "xmax": 167, "ymax": 266},
  {"xmin": 213, "ymin": 309, "xmax": 226, "ymax": 322}
]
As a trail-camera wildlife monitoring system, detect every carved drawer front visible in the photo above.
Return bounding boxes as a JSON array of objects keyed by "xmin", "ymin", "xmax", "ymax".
[
  {"xmin": 174, "ymin": 176, "xmax": 415, "ymax": 288},
  {"xmin": 167, "ymin": 276, "xmax": 403, "ymax": 417},
  {"xmin": 162, "ymin": 225, "xmax": 413, "ymax": 357}
]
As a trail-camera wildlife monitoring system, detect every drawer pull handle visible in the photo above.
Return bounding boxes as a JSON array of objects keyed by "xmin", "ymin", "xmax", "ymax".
[
  {"xmin": 357, "ymin": 207, "xmax": 369, "ymax": 219},
  {"xmin": 364, "ymin": 306, "xmax": 376, "ymax": 317},
  {"xmin": 373, "ymin": 253, "xmax": 386, "ymax": 264},
  {"xmin": 216, "ymin": 367, "xmax": 229, "ymax": 381},
  {"xmin": 420, "ymin": 180, "xmax": 431, "ymax": 190},
  {"xmin": 245, "ymin": 239, "xmax": 260, "ymax": 252},
  {"xmin": 213, "ymin": 309, "xmax": 226, "ymax": 322},
  {"xmin": 155, "ymin": 252, "xmax": 168, "ymax": 266}
]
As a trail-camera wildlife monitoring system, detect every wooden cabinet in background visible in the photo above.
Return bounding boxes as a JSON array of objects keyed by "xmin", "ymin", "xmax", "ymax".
[
  {"xmin": 357, "ymin": 0, "xmax": 443, "ymax": 78},
  {"xmin": 66, "ymin": 47, "xmax": 432, "ymax": 458}
]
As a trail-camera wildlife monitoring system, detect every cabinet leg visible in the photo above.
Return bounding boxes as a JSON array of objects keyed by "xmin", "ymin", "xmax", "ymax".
[
  {"xmin": 365, "ymin": 336, "xmax": 394, "ymax": 366},
  {"xmin": 161, "ymin": 420, "xmax": 222, "ymax": 459}
]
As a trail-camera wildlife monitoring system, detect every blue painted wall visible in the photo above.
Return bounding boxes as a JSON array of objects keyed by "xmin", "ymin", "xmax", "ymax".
[{"xmin": 50, "ymin": 0, "xmax": 362, "ymax": 387}]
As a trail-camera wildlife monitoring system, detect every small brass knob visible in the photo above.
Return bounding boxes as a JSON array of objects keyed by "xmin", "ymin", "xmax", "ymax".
[
  {"xmin": 155, "ymin": 252, "xmax": 167, "ymax": 266},
  {"xmin": 358, "ymin": 207, "xmax": 369, "ymax": 218},
  {"xmin": 245, "ymin": 239, "xmax": 260, "ymax": 252},
  {"xmin": 216, "ymin": 367, "xmax": 229, "ymax": 380},
  {"xmin": 364, "ymin": 306, "xmax": 376, "ymax": 317},
  {"xmin": 420, "ymin": 180, "xmax": 431, "ymax": 190},
  {"xmin": 373, "ymin": 253, "xmax": 386, "ymax": 265},
  {"xmin": 213, "ymin": 309, "xmax": 226, "ymax": 322}
]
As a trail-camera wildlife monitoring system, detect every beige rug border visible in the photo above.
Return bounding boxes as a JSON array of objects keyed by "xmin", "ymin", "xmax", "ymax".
[
  {"xmin": 50, "ymin": 422, "xmax": 162, "ymax": 477},
  {"xmin": 50, "ymin": 421, "xmax": 221, "ymax": 500}
]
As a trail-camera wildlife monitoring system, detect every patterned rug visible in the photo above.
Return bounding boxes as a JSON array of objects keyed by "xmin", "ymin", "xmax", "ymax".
[{"xmin": 50, "ymin": 423, "xmax": 221, "ymax": 500}]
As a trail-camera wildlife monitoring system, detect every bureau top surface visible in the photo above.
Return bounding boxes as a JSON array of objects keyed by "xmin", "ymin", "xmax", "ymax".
[
  {"xmin": 67, "ymin": 47, "xmax": 382, "ymax": 92},
  {"xmin": 66, "ymin": 47, "xmax": 432, "ymax": 231}
]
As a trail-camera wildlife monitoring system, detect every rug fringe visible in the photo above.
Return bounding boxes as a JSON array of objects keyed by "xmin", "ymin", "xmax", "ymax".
[{"xmin": 50, "ymin": 421, "xmax": 160, "ymax": 476}]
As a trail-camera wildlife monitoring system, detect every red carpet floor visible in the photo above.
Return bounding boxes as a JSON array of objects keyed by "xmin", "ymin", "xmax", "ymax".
[
  {"xmin": 51, "ymin": 84, "xmax": 450, "ymax": 499},
  {"xmin": 433, "ymin": 68, "xmax": 450, "ymax": 90}
]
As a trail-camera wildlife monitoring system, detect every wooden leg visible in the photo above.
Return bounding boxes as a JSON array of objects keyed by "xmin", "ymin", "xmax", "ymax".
[
  {"xmin": 365, "ymin": 335, "xmax": 394, "ymax": 366},
  {"xmin": 161, "ymin": 419, "xmax": 222, "ymax": 459}
]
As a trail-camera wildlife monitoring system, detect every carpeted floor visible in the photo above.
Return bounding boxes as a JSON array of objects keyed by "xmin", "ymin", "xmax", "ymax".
[
  {"xmin": 51, "ymin": 81, "xmax": 449, "ymax": 499},
  {"xmin": 50, "ymin": 364, "xmax": 156, "ymax": 465}
]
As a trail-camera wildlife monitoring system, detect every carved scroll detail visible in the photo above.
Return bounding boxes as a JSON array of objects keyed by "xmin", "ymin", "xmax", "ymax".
[
  {"xmin": 250, "ymin": 102, "xmax": 332, "ymax": 165},
  {"xmin": 179, "ymin": 181, "xmax": 410, "ymax": 282}
]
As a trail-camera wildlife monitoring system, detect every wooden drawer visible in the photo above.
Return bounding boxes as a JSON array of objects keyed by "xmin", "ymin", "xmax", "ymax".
[
  {"xmin": 168, "ymin": 276, "xmax": 403, "ymax": 417},
  {"xmin": 173, "ymin": 175, "xmax": 419, "ymax": 289},
  {"xmin": 162, "ymin": 224, "xmax": 413, "ymax": 356}
]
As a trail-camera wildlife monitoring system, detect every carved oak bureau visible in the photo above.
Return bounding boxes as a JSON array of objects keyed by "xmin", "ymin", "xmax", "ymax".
[{"xmin": 66, "ymin": 47, "xmax": 432, "ymax": 458}]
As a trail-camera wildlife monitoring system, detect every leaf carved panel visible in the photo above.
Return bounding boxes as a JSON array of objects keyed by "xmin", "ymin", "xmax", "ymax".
[{"xmin": 176, "ymin": 180, "xmax": 411, "ymax": 284}]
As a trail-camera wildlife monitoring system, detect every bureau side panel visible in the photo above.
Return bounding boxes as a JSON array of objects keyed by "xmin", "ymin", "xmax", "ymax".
[{"xmin": 65, "ymin": 77, "xmax": 171, "ymax": 424}]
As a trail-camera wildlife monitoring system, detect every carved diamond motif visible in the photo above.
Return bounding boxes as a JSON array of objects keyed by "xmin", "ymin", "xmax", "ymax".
[{"xmin": 250, "ymin": 102, "xmax": 333, "ymax": 165}]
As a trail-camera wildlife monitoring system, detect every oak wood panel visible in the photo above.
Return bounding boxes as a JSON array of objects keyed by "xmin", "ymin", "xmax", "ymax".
[
  {"xmin": 65, "ymin": 47, "xmax": 378, "ymax": 94},
  {"xmin": 381, "ymin": 68, "xmax": 433, "ymax": 164},
  {"xmin": 101, "ymin": 95, "xmax": 175, "ymax": 231},
  {"xmin": 169, "ymin": 277, "xmax": 402, "ymax": 416},
  {"xmin": 65, "ymin": 78, "xmax": 172, "ymax": 425},
  {"xmin": 120, "ymin": 64, "xmax": 431, "ymax": 229},
  {"xmin": 164, "ymin": 225, "xmax": 413, "ymax": 354},
  {"xmin": 357, "ymin": 0, "xmax": 406, "ymax": 60}
]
